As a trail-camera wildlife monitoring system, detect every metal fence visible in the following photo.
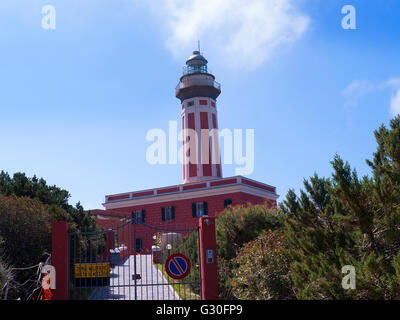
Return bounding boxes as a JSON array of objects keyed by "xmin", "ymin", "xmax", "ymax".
[{"xmin": 68, "ymin": 216, "xmax": 202, "ymax": 300}]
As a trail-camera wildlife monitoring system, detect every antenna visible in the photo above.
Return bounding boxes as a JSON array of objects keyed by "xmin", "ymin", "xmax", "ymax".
[{"xmin": 198, "ymin": 40, "xmax": 201, "ymax": 53}]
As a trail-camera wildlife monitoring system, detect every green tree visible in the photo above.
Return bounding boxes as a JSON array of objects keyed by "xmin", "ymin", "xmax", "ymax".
[
  {"xmin": 283, "ymin": 116, "xmax": 400, "ymax": 299},
  {"xmin": 0, "ymin": 171, "xmax": 69, "ymax": 208},
  {"xmin": 0, "ymin": 171, "xmax": 98, "ymax": 299},
  {"xmin": 0, "ymin": 171, "xmax": 96, "ymax": 232},
  {"xmin": 231, "ymin": 230, "xmax": 294, "ymax": 300},
  {"xmin": 216, "ymin": 204, "xmax": 282, "ymax": 261},
  {"xmin": 0, "ymin": 195, "xmax": 69, "ymax": 299},
  {"xmin": 215, "ymin": 203, "xmax": 283, "ymax": 299}
]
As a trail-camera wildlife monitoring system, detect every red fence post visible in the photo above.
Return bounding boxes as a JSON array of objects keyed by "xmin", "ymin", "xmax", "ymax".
[
  {"xmin": 51, "ymin": 221, "xmax": 69, "ymax": 300},
  {"xmin": 199, "ymin": 216, "xmax": 218, "ymax": 300},
  {"xmin": 107, "ymin": 231, "xmax": 115, "ymax": 262}
]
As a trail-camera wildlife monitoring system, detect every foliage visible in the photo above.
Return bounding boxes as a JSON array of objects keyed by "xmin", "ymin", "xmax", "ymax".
[
  {"xmin": 0, "ymin": 171, "xmax": 69, "ymax": 208},
  {"xmin": 0, "ymin": 171, "xmax": 98, "ymax": 299},
  {"xmin": 170, "ymin": 231, "xmax": 201, "ymax": 296},
  {"xmin": 282, "ymin": 116, "xmax": 400, "ymax": 299},
  {"xmin": 217, "ymin": 257, "xmax": 235, "ymax": 299},
  {"xmin": 0, "ymin": 236, "xmax": 14, "ymax": 300},
  {"xmin": 231, "ymin": 230, "xmax": 294, "ymax": 300},
  {"xmin": 0, "ymin": 171, "xmax": 96, "ymax": 232},
  {"xmin": 215, "ymin": 203, "xmax": 283, "ymax": 299},
  {"xmin": 216, "ymin": 204, "xmax": 282, "ymax": 261},
  {"xmin": 0, "ymin": 195, "xmax": 56, "ymax": 298}
]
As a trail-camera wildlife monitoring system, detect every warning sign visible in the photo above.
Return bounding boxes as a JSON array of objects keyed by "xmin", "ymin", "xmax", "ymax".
[{"xmin": 74, "ymin": 263, "xmax": 110, "ymax": 279}]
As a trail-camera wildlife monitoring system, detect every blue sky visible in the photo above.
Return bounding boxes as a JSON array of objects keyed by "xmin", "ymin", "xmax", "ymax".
[{"xmin": 0, "ymin": 0, "xmax": 399, "ymax": 209}]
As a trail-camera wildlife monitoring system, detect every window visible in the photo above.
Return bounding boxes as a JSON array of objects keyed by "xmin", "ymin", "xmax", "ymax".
[
  {"xmin": 162, "ymin": 206, "xmax": 175, "ymax": 221},
  {"xmin": 224, "ymin": 199, "xmax": 232, "ymax": 208},
  {"xmin": 114, "ymin": 233, "xmax": 119, "ymax": 247},
  {"xmin": 192, "ymin": 202, "xmax": 208, "ymax": 217},
  {"xmin": 187, "ymin": 101, "xmax": 194, "ymax": 107},
  {"xmin": 132, "ymin": 210, "xmax": 146, "ymax": 224},
  {"xmin": 135, "ymin": 238, "xmax": 142, "ymax": 253}
]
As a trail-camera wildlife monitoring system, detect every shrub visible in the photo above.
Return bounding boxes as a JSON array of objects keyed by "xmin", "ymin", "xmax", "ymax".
[
  {"xmin": 0, "ymin": 237, "xmax": 14, "ymax": 300},
  {"xmin": 215, "ymin": 203, "xmax": 283, "ymax": 299},
  {"xmin": 216, "ymin": 203, "xmax": 282, "ymax": 261},
  {"xmin": 231, "ymin": 230, "xmax": 294, "ymax": 300}
]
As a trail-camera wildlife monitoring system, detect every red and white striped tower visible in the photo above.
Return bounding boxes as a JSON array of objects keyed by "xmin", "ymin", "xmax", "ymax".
[{"xmin": 176, "ymin": 51, "xmax": 222, "ymax": 184}]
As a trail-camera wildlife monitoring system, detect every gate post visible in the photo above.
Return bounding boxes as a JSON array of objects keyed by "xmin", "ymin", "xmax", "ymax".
[
  {"xmin": 199, "ymin": 216, "xmax": 218, "ymax": 300},
  {"xmin": 51, "ymin": 221, "xmax": 69, "ymax": 300},
  {"xmin": 107, "ymin": 230, "xmax": 115, "ymax": 262}
]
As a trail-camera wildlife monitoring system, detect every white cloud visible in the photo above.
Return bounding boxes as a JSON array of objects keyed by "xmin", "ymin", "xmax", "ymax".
[
  {"xmin": 384, "ymin": 78, "xmax": 400, "ymax": 116},
  {"xmin": 342, "ymin": 80, "xmax": 376, "ymax": 109},
  {"xmin": 343, "ymin": 78, "xmax": 400, "ymax": 116},
  {"xmin": 390, "ymin": 89, "xmax": 400, "ymax": 116},
  {"xmin": 0, "ymin": 0, "xmax": 309, "ymax": 69},
  {"xmin": 149, "ymin": 0, "xmax": 310, "ymax": 70},
  {"xmin": 385, "ymin": 77, "xmax": 400, "ymax": 88}
]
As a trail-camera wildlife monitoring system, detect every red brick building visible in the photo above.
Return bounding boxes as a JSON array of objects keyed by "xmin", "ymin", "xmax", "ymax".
[{"xmin": 92, "ymin": 51, "xmax": 279, "ymax": 252}]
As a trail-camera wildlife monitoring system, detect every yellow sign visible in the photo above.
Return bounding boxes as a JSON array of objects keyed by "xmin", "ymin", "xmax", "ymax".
[{"xmin": 74, "ymin": 263, "xmax": 110, "ymax": 279}]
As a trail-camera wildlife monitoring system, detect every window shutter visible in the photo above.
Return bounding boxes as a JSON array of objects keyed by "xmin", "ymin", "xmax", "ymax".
[
  {"xmin": 171, "ymin": 206, "xmax": 175, "ymax": 220},
  {"xmin": 192, "ymin": 203, "xmax": 197, "ymax": 217},
  {"xmin": 203, "ymin": 202, "xmax": 208, "ymax": 215},
  {"xmin": 131, "ymin": 211, "xmax": 136, "ymax": 224},
  {"xmin": 161, "ymin": 207, "xmax": 165, "ymax": 221}
]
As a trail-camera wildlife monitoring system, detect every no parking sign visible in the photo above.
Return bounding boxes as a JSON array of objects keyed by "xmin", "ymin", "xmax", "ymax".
[{"xmin": 165, "ymin": 253, "xmax": 191, "ymax": 280}]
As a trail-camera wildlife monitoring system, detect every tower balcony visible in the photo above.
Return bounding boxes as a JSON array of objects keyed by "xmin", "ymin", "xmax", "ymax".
[{"xmin": 175, "ymin": 73, "xmax": 221, "ymax": 102}]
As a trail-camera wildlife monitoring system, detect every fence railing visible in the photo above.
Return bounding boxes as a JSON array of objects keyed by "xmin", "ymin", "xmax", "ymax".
[{"xmin": 175, "ymin": 78, "xmax": 221, "ymax": 95}]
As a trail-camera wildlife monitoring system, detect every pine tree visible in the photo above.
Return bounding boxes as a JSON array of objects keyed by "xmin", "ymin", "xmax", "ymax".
[{"xmin": 283, "ymin": 116, "xmax": 400, "ymax": 299}]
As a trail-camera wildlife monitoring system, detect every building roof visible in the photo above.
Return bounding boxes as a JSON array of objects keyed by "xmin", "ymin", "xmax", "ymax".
[
  {"xmin": 186, "ymin": 50, "xmax": 208, "ymax": 66},
  {"xmin": 102, "ymin": 175, "xmax": 278, "ymax": 210}
]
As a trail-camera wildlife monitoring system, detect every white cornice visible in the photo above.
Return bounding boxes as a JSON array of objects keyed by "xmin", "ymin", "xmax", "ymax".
[{"xmin": 103, "ymin": 184, "xmax": 278, "ymax": 210}]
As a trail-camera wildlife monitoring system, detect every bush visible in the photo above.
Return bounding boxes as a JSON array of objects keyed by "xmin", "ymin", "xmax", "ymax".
[
  {"xmin": 0, "ymin": 237, "xmax": 14, "ymax": 300},
  {"xmin": 231, "ymin": 230, "xmax": 294, "ymax": 300},
  {"xmin": 170, "ymin": 231, "xmax": 201, "ymax": 296},
  {"xmin": 0, "ymin": 195, "xmax": 63, "ymax": 299},
  {"xmin": 0, "ymin": 171, "xmax": 100, "ymax": 299},
  {"xmin": 216, "ymin": 203, "xmax": 282, "ymax": 261},
  {"xmin": 215, "ymin": 203, "xmax": 283, "ymax": 299}
]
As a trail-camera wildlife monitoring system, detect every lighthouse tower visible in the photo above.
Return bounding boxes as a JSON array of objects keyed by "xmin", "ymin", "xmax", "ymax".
[
  {"xmin": 176, "ymin": 50, "xmax": 222, "ymax": 184},
  {"xmin": 98, "ymin": 49, "xmax": 279, "ymax": 255}
]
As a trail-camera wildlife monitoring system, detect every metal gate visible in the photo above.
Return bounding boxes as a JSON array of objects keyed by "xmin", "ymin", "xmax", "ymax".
[{"xmin": 68, "ymin": 214, "xmax": 202, "ymax": 300}]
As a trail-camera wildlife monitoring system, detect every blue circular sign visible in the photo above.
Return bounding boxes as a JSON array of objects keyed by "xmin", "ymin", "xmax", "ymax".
[{"xmin": 165, "ymin": 254, "xmax": 191, "ymax": 279}]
